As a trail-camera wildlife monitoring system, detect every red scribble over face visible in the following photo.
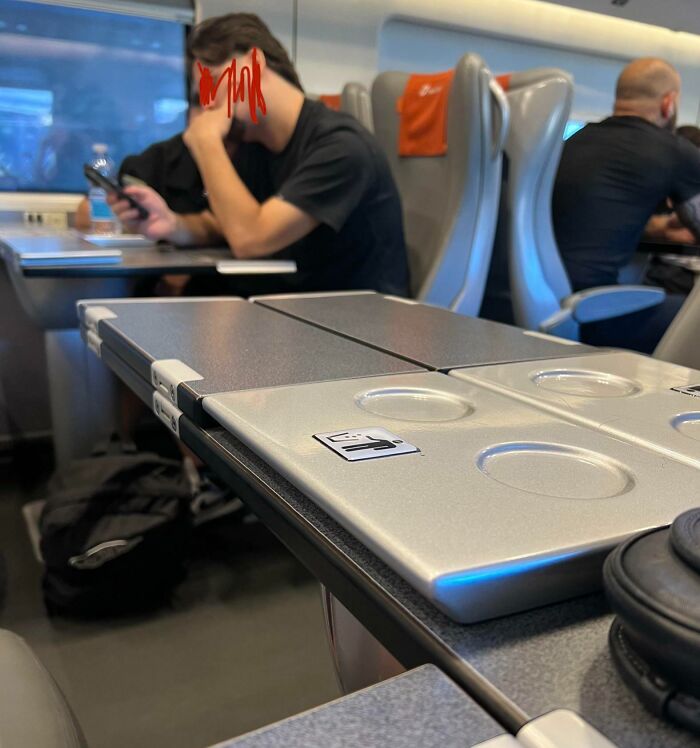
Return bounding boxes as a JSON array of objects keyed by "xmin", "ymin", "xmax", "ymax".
[{"xmin": 196, "ymin": 48, "xmax": 267, "ymax": 126}]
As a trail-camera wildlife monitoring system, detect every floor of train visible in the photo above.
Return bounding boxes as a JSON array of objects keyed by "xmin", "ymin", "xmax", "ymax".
[{"xmin": 0, "ymin": 440, "xmax": 340, "ymax": 748}]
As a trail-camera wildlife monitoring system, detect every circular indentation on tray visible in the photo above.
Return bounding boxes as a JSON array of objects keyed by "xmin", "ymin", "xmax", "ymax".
[
  {"xmin": 355, "ymin": 387, "xmax": 473, "ymax": 422},
  {"xmin": 671, "ymin": 412, "xmax": 700, "ymax": 441},
  {"xmin": 530, "ymin": 369, "xmax": 640, "ymax": 398},
  {"xmin": 476, "ymin": 442, "xmax": 635, "ymax": 499}
]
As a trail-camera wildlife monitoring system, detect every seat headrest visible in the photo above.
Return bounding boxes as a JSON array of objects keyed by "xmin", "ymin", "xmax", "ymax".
[
  {"xmin": 500, "ymin": 68, "xmax": 573, "ymax": 95},
  {"xmin": 319, "ymin": 94, "xmax": 342, "ymax": 111},
  {"xmin": 495, "ymin": 73, "xmax": 512, "ymax": 91},
  {"xmin": 396, "ymin": 70, "xmax": 454, "ymax": 157}
]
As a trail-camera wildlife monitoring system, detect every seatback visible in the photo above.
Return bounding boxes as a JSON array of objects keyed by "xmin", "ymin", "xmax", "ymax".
[
  {"xmin": 316, "ymin": 83, "xmax": 374, "ymax": 131},
  {"xmin": 341, "ymin": 82, "xmax": 373, "ymax": 132},
  {"xmin": 655, "ymin": 278, "xmax": 700, "ymax": 370},
  {"xmin": 0, "ymin": 630, "xmax": 87, "ymax": 747},
  {"xmin": 503, "ymin": 69, "xmax": 575, "ymax": 332},
  {"xmin": 372, "ymin": 54, "xmax": 508, "ymax": 315}
]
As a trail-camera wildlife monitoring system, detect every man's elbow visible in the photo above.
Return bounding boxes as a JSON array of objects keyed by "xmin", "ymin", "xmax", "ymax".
[{"xmin": 225, "ymin": 231, "xmax": 270, "ymax": 259}]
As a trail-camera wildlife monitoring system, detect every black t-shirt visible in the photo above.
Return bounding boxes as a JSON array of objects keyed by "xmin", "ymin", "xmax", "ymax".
[
  {"xmin": 552, "ymin": 116, "xmax": 700, "ymax": 290},
  {"xmin": 119, "ymin": 134, "xmax": 208, "ymax": 215},
  {"xmin": 230, "ymin": 98, "xmax": 409, "ymax": 296}
]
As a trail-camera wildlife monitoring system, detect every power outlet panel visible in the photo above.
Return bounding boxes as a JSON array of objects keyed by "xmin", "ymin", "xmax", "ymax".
[{"xmin": 23, "ymin": 211, "xmax": 68, "ymax": 229}]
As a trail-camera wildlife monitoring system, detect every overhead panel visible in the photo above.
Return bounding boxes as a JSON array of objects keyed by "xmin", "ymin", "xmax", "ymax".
[
  {"xmin": 14, "ymin": 0, "xmax": 193, "ymax": 23},
  {"xmin": 535, "ymin": 0, "xmax": 700, "ymax": 36}
]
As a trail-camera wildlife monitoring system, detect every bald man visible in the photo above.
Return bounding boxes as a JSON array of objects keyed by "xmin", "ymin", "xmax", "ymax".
[{"xmin": 552, "ymin": 57, "xmax": 700, "ymax": 353}]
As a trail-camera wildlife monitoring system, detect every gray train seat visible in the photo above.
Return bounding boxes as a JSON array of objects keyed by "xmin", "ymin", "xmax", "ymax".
[
  {"xmin": 341, "ymin": 82, "xmax": 373, "ymax": 131},
  {"xmin": 654, "ymin": 274, "xmax": 700, "ymax": 369},
  {"xmin": 0, "ymin": 629, "xmax": 86, "ymax": 747},
  {"xmin": 372, "ymin": 54, "xmax": 509, "ymax": 316},
  {"xmin": 502, "ymin": 68, "xmax": 665, "ymax": 340},
  {"xmin": 316, "ymin": 82, "xmax": 374, "ymax": 131}
]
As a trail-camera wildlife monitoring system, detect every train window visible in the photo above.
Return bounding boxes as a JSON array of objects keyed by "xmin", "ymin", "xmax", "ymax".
[{"xmin": 0, "ymin": 0, "xmax": 187, "ymax": 193}]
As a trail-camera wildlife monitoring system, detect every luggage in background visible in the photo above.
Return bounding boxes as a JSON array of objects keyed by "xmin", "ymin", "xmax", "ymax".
[{"xmin": 39, "ymin": 437, "xmax": 194, "ymax": 618}]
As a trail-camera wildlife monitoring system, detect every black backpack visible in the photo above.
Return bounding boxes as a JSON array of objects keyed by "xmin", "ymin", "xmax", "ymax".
[{"xmin": 39, "ymin": 439, "xmax": 194, "ymax": 618}]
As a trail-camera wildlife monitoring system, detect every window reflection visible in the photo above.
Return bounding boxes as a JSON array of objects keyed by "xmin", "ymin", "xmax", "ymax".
[{"xmin": 0, "ymin": 0, "xmax": 186, "ymax": 192}]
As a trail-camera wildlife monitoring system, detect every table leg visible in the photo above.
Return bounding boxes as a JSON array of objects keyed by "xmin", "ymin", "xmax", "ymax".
[
  {"xmin": 321, "ymin": 584, "xmax": 405, "ymax": 694},
  {"xmin": 45, "ymin": 329, "xmax": 119, "ymax": 467}
]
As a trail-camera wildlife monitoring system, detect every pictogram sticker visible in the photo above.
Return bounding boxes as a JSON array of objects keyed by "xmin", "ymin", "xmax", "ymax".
[
  {"xmin": 313, "ymin": 428, "xmax": 420, "ymax": 462},
  {"xmin": 671, "ymin": 384, "xmax": 700, "ymax": 398}
]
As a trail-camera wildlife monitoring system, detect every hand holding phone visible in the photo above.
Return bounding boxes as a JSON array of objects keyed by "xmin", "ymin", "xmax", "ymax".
[
  {"xmin": 83, "ymin": 164, "xmax": 149, "ymax": 220},
  {"xmin": 105, "ymin": 183, "xmax": 180, "ymax": 242}
]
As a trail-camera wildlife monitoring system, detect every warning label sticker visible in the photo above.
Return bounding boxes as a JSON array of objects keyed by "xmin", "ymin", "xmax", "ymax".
[
  {"xmin": 671, "ymin": 385, "xmax": 700, "ymax": 398},
  {"xmin": 313, "ymin": 428, "xmax": 420, "ymax": 462}
]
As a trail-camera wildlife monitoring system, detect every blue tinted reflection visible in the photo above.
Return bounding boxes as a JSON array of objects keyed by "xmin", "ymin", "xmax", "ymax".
[{"xmin": 0, "ymin": 0, "xmax": 186, "ymax": 192}]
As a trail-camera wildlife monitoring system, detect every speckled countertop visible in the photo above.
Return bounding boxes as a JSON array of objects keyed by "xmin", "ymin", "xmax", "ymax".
[{"xmin": 211, "ymin": 665, "xmax": 504, "ymax": 748}]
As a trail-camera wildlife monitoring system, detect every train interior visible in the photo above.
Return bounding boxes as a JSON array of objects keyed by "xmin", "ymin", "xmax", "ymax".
[{"xmin": 1, "ymin": 1, "xmax": 700, "ymax": 747}]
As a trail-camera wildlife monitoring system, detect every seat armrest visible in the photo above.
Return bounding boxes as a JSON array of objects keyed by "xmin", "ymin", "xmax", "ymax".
[
  {"xmin": 0, "ymin": 630, "xmax": 86, "ymax": 747},
  {"xmin": 562, "ymin": 285, "xmax": 665, "ymax": 324},
  {"xmin": 538, "ymin": 307, "xmax": 577, "ymax": 338}
]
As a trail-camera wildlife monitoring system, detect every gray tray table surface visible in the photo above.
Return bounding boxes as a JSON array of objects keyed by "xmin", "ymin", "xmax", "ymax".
[
  {"xmin": 253, "ymin": 292, "xmax": 595, "ymax": 370},
  {"xmin": 0, "ymin": 230, "xmax": 232, "ymax": 276},
  {"xmin": 211, "ymin": 665, "xmax": 506, "ymax": 747},
  {"xmin": 77, "ymin": 298, "xmax": 422, "ymax": 422},
  {"xmin": 201, "ymin": 371, "xmax": 700, "ymax": 623},
  {"xmin": 451, "ymin": 351, "xmax": 700, "ymax": 470}
]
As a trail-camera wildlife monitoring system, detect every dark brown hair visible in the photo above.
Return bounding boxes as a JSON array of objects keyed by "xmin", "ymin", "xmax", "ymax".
[{"xmin": 187, "ymin": 13, "xmax": 303, "ymax": 92}]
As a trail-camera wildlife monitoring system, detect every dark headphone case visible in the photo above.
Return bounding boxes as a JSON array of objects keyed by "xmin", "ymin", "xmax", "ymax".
[{"xmin": 603, "ymin": 508, "xmax": 700, "ymax": 733}]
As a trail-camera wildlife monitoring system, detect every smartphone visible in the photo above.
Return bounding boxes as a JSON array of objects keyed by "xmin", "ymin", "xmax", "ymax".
[{"xmin": 83, "ymin": 164, "xmax": 149, "ymax": 220}]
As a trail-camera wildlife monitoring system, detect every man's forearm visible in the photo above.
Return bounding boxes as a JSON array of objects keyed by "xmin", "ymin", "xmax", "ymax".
[
  {"xmin": 166, "ymin": 211, "xmax": 223, "ymax": 247},
  {"xmin": 187, "ymin": 137, "xmax": 264, "ymax": 257}
]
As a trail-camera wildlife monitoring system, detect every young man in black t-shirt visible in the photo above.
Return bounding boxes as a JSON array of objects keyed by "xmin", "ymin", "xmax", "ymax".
[
  {"xmin": 109, "ymin": 13, "xmax": 409, "ymax": 298},
  {"xmin": 552, "ymin": 58, "xmax": 700, "ymax": 353}
]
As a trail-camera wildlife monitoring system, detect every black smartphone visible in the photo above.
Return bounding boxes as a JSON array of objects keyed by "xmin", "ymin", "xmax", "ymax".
[{"xmin": 83, "ymin": 164, "xmax": 149, "ymax": 220}]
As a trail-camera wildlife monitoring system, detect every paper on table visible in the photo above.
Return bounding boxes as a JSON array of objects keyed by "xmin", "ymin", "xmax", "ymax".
[{"xmin": 81, "ymin": 233, "xmax": 155, "ymax": 248}]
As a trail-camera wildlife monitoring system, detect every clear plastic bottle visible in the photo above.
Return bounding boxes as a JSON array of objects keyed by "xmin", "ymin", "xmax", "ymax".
[{"xmin": 88, "ymin": 143, "xmax": 118, "ymax": 234}]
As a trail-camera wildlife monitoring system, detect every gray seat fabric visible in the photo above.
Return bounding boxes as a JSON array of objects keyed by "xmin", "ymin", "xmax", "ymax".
[
  {"xmin": 372, "ymin": 54, "xmax": 508, "ymax": 316},
  {"xmin": 0, "ymin": 630, "xmax": 86, "ymax": 747},
  {"xmin": 504, "ymin": 68, "xmax": 665, "ymax": 340},
  {"xmin": 340, "ymin": 82, "xmax": 373, "ymax": 132},
  {"xmin": 310, "ymin": 83, "xmax": 373, "ymax": 131},
  {"xmin": 654, "ymin": 276, "xmax": 700, "ymax": 369}
]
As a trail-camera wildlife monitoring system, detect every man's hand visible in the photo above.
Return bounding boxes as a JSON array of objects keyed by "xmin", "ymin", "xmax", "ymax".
[
  {"xmin": 107, "ymin": 185, "xmax": 177, "ymax": 241},
  {"xmin": 644, "ymin": 212, "xmax": 697, "ymax": 245},
  {"xmin": 676, "ymin": 195, "xmax": 700, "ymax": 244},
  {"xmin": 183, "ymin": 104, "xmax": 233, "ymax": 150},
  {"xmin": 663, "ymin": 213, "xmax": 698, "ymax": 244}
]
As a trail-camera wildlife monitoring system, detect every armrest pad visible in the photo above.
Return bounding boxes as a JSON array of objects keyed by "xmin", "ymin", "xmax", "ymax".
[
  {"xmin": 538, "ymin": 307, "xmax": 576, "ymax": 338},
  {"xmin": 0, "ymin": 630, "xmax": 86, "ymax": 747},
  {"xmin": 563, "ymin": 285, "xmax": 665, "ymax": 323}
]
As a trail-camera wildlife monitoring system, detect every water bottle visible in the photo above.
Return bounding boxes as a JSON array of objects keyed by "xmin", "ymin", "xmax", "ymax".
[{"xmin": 88, "ymin": 143, "xmax": 118, "ymax": 234}]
